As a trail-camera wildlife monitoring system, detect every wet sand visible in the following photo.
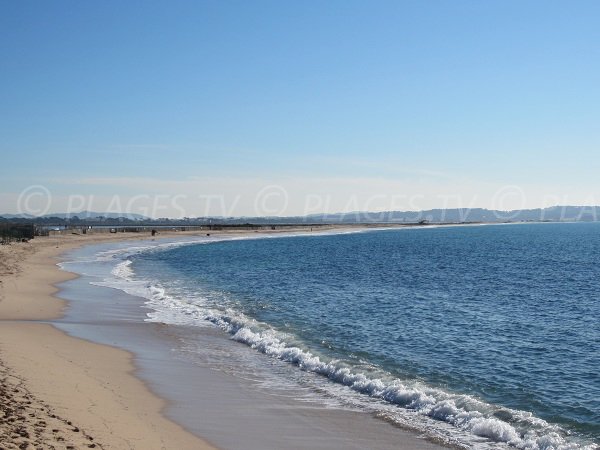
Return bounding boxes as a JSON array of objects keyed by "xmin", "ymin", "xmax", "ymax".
[{"xmin": 0, "ymin": 231, "xmax": 216, "ymax": 449}]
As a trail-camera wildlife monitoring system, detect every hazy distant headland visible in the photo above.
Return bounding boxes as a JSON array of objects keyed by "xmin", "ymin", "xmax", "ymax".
[{"xmin": 2, "ymin": 206, "xmax": 600, "ymax": 226}]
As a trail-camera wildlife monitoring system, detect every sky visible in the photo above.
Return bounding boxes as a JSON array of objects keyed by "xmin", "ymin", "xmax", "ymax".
[{"xmin": 1, "ymin": 0, "xmax": 600, "ymax": 217}]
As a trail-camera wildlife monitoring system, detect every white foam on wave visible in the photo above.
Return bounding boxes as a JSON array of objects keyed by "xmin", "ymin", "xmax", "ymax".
[
  {"xmin": 111, "ymin": 259, "xmax": 134, "ymax": 278},
  {"xmin": 88, "ymin": 237, "xmax": 597, "ymax": 450},
  {"xmin": 229, "ymin": 325, "xmax": 596, "ymax": 450},
  {"xmin": 140, "ymin": 286, "xmax": 596, "ymax": 449}
]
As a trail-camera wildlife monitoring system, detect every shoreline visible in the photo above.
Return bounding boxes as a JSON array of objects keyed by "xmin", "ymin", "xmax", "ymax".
[
  {"xmin": 0, "ymin": 224, "xmax": 463, "ymax": 449},
  {"xmin": 0, "ymin": 231, "xmax": 219, "ymax": 449}
]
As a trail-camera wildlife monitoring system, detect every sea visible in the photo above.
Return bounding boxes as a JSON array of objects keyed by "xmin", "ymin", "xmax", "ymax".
[{"xmin": 58, "ymin": 223, "xmax": 600, "ymax": 449}]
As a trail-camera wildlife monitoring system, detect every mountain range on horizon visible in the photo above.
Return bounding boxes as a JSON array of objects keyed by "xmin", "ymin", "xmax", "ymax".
[
  {"xmin": 0, "ymin": 211, "xmax": 150, "ymax": 220},
  {"xmin": 2, "ymin": 206, "xmax": 600, "ymax": 224}
]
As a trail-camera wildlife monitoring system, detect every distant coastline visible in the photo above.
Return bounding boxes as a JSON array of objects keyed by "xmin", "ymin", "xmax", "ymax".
[{"xmin": 3, "ymin": 205, "xmax": 600, "ymax": 228}]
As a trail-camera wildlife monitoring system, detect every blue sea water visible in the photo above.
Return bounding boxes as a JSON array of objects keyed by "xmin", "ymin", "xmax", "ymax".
[{"xmin": 104, "ymin": 223, "xmax": 600, "ymax": 449}]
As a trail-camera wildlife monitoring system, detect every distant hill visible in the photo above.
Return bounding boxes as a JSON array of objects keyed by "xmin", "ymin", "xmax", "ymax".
[
  {"xmin": 303, "ymin": 206, "xmax": 600, "ymax": 223},
  {"xmin": 39, "ymin": 211, "xmax": 150, "ymax": 220},
  {"xmin": 0, "ymin": 211, "xmax": 149, "ymax": 220},
  {"xmin": 214, "ymin": 205, "xmax": 600, "ymax": 224},
  {"xmin": 0, "ymin": 213, "xmax": 36, "ymax": 219},
  {"xmin": 1, "ymin": 206, "xmax": 599, "ymax": 224}
]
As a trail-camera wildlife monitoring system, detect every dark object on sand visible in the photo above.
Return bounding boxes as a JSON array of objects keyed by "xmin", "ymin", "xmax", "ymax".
[
  {"xmin": 0, "ymin": 223, "xmax": 35, "ymax": 241},
  {"xmin": 206, "ymin": 233, "xmax": 210, "ymax": 236},
  {"xmin": 151, "ymin": 229, "xmax": 157, "ymax": 236}
]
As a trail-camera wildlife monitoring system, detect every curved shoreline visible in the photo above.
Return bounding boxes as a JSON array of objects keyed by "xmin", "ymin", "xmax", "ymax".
[
  {"xmin": 0, "ymin": 231, "xmax": 217, "ymax": 449},
  {"xmin": 0, "ymin": 225, "xmax": 453, "ymax": 449}
]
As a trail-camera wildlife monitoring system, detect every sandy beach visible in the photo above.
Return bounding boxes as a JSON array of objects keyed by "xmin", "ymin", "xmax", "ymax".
[
  {"xmin": 0, "ymin": 231, "xmax": 219, "ymax": 449},
  {"xmin": 0, "ymin": 226, "xmax": 449, "ymax": 450}
]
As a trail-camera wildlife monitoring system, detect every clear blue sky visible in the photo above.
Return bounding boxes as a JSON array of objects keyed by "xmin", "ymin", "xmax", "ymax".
[{"xmin": 1, "ymin": 1, "xmax": 599, "ymax": 217}]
